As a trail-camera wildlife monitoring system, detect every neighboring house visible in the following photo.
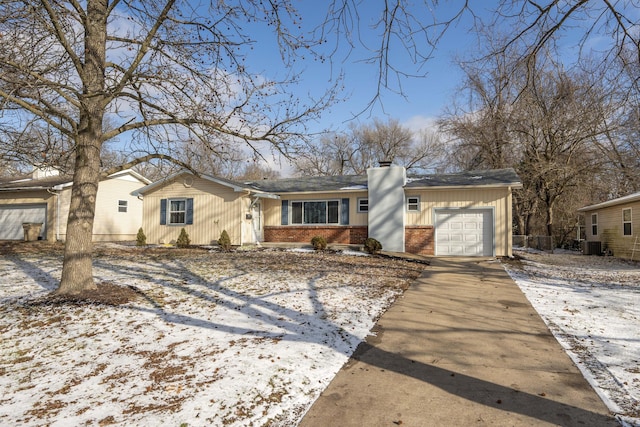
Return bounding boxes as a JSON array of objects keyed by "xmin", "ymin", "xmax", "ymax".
[
  {"xmin": 578, "ymin": 191, "xmax": 640, "ymax": 259},
  {"xmin": 0, "ymin": 167, "xmax": 150, "ymax": 241},
  {"xmin": 137, "ymin": 164, "xmax": 522, "ymax": 257}
]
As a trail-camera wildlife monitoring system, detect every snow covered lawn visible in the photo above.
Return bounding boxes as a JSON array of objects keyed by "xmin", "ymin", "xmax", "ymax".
[
  {"xmin": 503, "ymin": 249, "xmax": 640, "ymax": 426},
  {"xmin": 0, "ymin": 242, "xmax": 423, "ymax": 426}
]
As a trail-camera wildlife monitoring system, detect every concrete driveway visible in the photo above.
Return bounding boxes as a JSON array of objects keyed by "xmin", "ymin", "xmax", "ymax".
[{"xmin": 299, "ymin": 257, "xmax": 618, "ymax": 426}]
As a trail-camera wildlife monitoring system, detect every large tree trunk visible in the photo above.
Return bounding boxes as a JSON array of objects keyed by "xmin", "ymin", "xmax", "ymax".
[
  {"xmin": 546, "ymin": 204, "xmax": 554, "ymax": 239},
  {"xmin": 58, "ymin": 140, "xmax": 102, "ymax": 294},
  {"xmin": 57, "ymin": 0, "xmax": 107, "ymax": 295}
]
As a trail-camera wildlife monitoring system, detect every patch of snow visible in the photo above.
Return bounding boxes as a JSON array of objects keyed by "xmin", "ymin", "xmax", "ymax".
[
  {"xmin": 502, "ymin": 250, "xmax": 640, "ymax": 426},
  {"xmin": 339, "ymin": 185, "xmax": 367, "ymax": 190},
  {"xmin": 339, "ymin": 250, "xmax": 368, "ymax": 257},
  {"xmin": 287, "ymin": 247, "xmax": 314, "ymax": 253},
  {"xmin": 0, "ymin": 247, "xmax": 417, "ymax": 426}
]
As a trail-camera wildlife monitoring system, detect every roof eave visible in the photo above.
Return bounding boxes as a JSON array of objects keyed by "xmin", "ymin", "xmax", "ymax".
[
  {"xmin": 406, "ymin": 182, "xmax": 523, "ymax": 190},
  {"xmin": 262, "ymin": 188, "xmax": 370, "ymax": 195},
  {"xmin": 578, "ymin": 193, "xmax": 640, "ymax": 212},
  {"xmin": 106, "ymin": 169, "xmax": 152, "ymax": 185}
]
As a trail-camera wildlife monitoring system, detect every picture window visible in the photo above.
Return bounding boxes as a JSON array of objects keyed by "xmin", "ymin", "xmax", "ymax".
[{"xmin": 291, "ymin": 200, "xmax": 340, "ymax": 224}]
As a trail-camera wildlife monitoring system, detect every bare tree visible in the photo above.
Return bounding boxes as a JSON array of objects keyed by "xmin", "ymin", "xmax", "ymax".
[
  {"xmin": 0, "ymin": 1, "xmax": 338, "ymax": 294},
  {"xmin": 234, "ymin": 162, "xmax": 280, "ymax": 181},
  {"xmin": 4, "ymin": 1, "xmax": 638, "ymax": 293},
  {"xmin": 442, "ymin": 38, "xmax": 610, "ymax": 243},
  {"xmin": 0, "ymin": 123, "xmax": 75, "ymax": 173},
  {"xmin": 589, "ymin": 53, "xmax": 640, "ymax": 196},
  {"xmin": 294, "ymin": 118, "xmax": 445, "ymax": 175},
  {"xmin": 293, "ymin": 132, "xmax": 356, "ymax": 176},
  {"xmin": 485, "ymin": 1, "xmax": 640, "ymax": 81}
]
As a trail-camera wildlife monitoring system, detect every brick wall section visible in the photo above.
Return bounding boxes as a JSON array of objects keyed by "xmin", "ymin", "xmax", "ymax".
[
  {"xmin": 264, "ymin": 226, "xmax": 368, "ymax": 245},
  {"xmin": 265, "ymin": 225, "xmax": 434, "ymax": 255},
  {"xmin": 405, "ymin": 225, "xmax": 434, "ymax": 256}
]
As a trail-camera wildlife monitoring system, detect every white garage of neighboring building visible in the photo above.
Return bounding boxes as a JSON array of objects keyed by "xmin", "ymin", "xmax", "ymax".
[
  {"xmin": 0, "ymin": 167, "xmax": 150, "ymax": 242},
  {"xmin": 0, "ymin": 204, "xmax": 48, "ymax": 240}
]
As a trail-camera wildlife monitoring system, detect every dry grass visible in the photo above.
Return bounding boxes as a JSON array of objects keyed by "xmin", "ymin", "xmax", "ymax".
[{"xmin": 0, "ymin": 242, "xmax": 424, "ymax": 426}]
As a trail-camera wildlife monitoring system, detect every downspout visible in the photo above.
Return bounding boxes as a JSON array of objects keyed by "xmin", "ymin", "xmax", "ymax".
[
  {"xmin": 46, "ymin": 188, "xmax": 61, "ymax": 241},
  {"xmin": 507, "ymin": 186, "xmax": 513, "ymax": 257}
]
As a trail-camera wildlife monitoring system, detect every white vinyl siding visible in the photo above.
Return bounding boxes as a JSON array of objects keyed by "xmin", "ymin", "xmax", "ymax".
[
  {"xmin": 142, "ymin": 175, "xmax": 245, "ymax": 246},
  {"xmin": 90, "ymin": 174, "xmax": 146, "ymax": 241},
  {"xmin": 404, "ymin": 187, "xmax": 512, "ymax": 257},
  {"xmin": 580, "ymin": 199, "xmax": 640, "ymax": 259}
]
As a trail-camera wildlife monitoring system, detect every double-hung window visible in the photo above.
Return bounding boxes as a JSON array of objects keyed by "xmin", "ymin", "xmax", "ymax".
[
  {"xmin": 357, "ymin": 198, "xmax": 369, "ymax": 213},
  {"xmin": 623, "ymin": 208, "xmax": 632, "ymax": 236},
  {"xmin": 291, "ymin": 200, "xmax": 339, "ymax": 224},
  {"xmin": 160, "ymin": 198, "xmax": 193, "ymax": 225},
  {"xmin": 591, "ymin": 213, "xmax": 598, "ymax": 236},
  {"xmin": 118, "ymin": 200, "xmax": 128, "ymax": 213},
  {"xmin": 169, "ymin": 199, "xmax": 187, "ymax": 225},
  {"xmin": 407, "ymin": 196, "xmax": 420, "ymax": 212}
]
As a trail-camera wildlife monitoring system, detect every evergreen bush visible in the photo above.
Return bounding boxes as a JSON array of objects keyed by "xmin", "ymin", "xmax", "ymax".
[
  {"xmin": 311, "ymin": 235, "xmax": 327, "ymax": 251},
  {"xmin": 136, "ymin": 227, "xmax": 146, "ymax": 246},
  {"xmin": 176, "ymin": 228, "xmax": 191, "ymax": 248},
  {"xmin": 218, "ymin": 229, "xmax": 232, "ymax": 251},
  {"xmin": 364, "ymin": 237, "xmax": 382, "ymax": 254}
]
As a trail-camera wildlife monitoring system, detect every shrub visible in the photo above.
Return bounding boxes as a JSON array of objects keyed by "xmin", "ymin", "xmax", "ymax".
[
  {"xmin": 311, "ymin": 235, "xmax": 327, "ymax": 251},
  {"xmin": 136, "ymin": 227, "xmax": 146, "ymax": 246},
  {"xmin": 176, "ymin": 228, "xmax": 191, "ymax": 248},
  {"xmin": 364, "ymin": 237, "xmax": 382, "ymax": 254},
  {"xmin": 218, "ymin": 229, "xmax": 232, "ymax": 251}
]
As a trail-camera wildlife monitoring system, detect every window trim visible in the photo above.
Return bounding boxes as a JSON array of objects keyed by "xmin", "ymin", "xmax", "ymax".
[
  {"xmin": 118, "ymin": 200, "xmax": 128, "ymax": 213},
  {"xmin": 290, "ymin": 199, "xmax": 341, "ymax": 225},
  {"xmin": 357, "ymin": 198, "xmax": 369, "ymax": 213},
  {"xmin": 406, "ymin": 196, "xmax": 420, "ymax": 212},
  {"xmin": 591, "ymin": 213, "xmax": 598, "ymax": 236},
  {"xmin": 623, "ymin": 208, "xmax": 632, "ymax": 236},
  {"xmin": 168, "ymin": 198, "xmax": 187, "ymax": 225}
]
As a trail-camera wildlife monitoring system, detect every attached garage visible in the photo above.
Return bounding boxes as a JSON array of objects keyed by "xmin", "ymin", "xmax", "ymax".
[
  {"xmin": 434, "ymin": 208, "xmax": 494, "ymax": 256},
  {"xmin": 0, "ymin": 204, "xmax": 47, "ymax": 240}
]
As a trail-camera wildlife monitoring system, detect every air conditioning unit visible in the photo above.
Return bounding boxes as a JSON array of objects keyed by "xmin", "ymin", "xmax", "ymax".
[{"xmin": 583, "ymin": 241, "xmax": 602, "ymax": 255}]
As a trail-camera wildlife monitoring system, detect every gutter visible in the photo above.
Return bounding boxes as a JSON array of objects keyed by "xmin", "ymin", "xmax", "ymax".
[{"xmin": 405, "ymin": 183, "xmax": 524, "ymax": 190}]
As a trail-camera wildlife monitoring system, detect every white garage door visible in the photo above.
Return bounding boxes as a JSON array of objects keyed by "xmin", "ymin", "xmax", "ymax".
[
  {"xmin": 435, "ymin": 209, "xmax": 493, "ymax": 256},
  {"xmin": 0, "ymin": 204, "xmax": 47, "ymax": 240}
]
